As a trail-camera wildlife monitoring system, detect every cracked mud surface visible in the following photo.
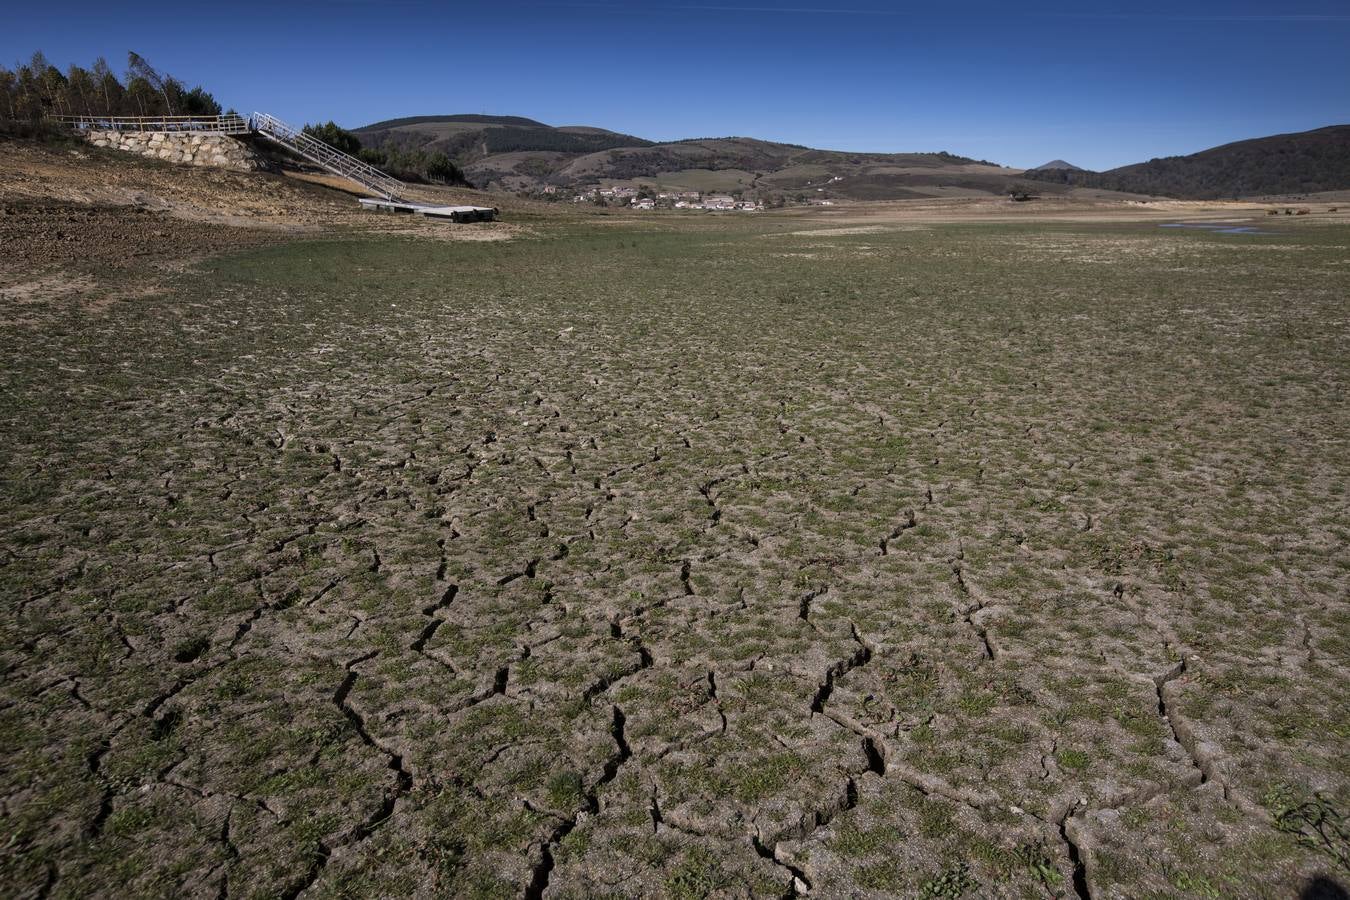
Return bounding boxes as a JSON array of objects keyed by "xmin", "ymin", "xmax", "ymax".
[{"xmin": 2, "ymin": 212, "xmax": 1348, "ymax": 899}]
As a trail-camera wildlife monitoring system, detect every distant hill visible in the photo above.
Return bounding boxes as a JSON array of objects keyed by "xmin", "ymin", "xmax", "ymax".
[
  {"xmin": 360, "ymin": 114, "xmax": 550, "ymax": 129},
  {"xmin": 1024, "ymin": 125, "xmax": 1350, "ymax": 199},
  {"xmin": 1032, "ymin": 160, "xmax": 1084, "ymax": 171},
  {"xmin": 352, "ymin": 114, "xmax": 1068, "ymax": 200},
  {"xmin": 353, "ymin": 115, "xmax": 656, "ymax": 175}
]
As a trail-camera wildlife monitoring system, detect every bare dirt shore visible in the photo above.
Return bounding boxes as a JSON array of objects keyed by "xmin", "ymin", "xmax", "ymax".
[
  {"xmin": 0, "ymin": 139, "xmax": 525, "ymax": 263},
  {"xmin": 761, "ymin": 194, "xmax": 1350, "ymax": 227}
]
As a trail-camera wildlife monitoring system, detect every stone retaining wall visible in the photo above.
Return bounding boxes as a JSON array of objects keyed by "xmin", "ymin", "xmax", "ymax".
[{"xmin": 83, "ymin": 129, "xmax": 266, "ymax": 172}]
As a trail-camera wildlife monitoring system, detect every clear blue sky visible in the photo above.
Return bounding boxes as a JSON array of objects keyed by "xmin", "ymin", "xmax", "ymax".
[{"xmin": 5, "ymin": 0, "xmax": 1348, "ymax": 170}]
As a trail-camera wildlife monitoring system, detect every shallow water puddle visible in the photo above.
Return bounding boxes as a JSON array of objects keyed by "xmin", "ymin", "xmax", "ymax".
[{"xmin": 1160, "ymin": 222, "xmax": 1278, "ymax": 235}]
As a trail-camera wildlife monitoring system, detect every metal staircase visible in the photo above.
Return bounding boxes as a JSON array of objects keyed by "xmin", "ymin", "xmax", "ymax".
[{"xmin": 251, "ymin": 112, "xmax": 405, "ymax": 201}]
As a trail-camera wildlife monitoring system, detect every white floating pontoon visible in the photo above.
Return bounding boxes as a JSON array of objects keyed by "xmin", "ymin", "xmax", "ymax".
[{"xmin": 358, "ymin": 198, "xmax": 498, "ymax": 222}]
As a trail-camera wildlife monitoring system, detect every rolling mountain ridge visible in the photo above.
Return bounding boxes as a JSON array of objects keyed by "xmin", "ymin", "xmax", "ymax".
[
  {"xmin": 353, "ymin": 116, "xmax": 1350, "ymax": 201},
  {"xmin": 1025, "ymin": 125, "xmax": 1350, "ymax": 199},
  {"xmin": 352, "ymin": 114, "xmax": 1066, "ymax": 200}
]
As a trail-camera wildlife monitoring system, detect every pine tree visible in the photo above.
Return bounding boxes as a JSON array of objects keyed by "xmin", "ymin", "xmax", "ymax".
[
  {"xmin": 127, "ymin": 51, "xmax": 174, "ymax": 114},
  {"xmin": 91, "ymin": 57, "xmax": 122, "ymax": 115}
]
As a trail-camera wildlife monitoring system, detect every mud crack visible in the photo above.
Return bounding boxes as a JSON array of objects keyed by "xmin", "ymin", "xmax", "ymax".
[
  {"xmin": 878, "ymin": 508, "xmax": 916, "ymax": 556},
  {"xmin": 285, "ymin": 651, "xmax": 414, "ymax": 897},
  {"xmin": 1153, "ymin": 656, "xmax": 1225, "ymax": 797},
  {"xmin": 525, "ymin": 705, "xmax": 632, "ymax": 899},
  {"xmin": 1058, "ymin": 808, "xmax": 1091, "ymax": 900},
  {"xmin": 808, "ymin": 623, "xmax": 872, "ymax": 715}
]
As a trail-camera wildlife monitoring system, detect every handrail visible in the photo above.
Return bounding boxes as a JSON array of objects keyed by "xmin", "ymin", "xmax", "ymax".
[
  {"xmin": 250, "ymin": 112, "xmax": 405, "ymax": 201},
  {"xmin": 53, "ymin": 114, "xmax": 252, "ymax": 134},
  {"xmin": 54, "ymin": 114, "xmax": 249, "ymax": 121}
]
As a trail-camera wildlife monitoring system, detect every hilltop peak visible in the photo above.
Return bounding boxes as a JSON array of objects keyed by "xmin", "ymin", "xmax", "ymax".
[{"xmin": 1033, "ymin": 159, "xmax": 1085, "ymax": 171}]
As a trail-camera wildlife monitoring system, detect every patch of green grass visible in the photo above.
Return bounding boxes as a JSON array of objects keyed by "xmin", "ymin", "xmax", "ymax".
[
  {"xmin": 665, "ymin": 848, "xmax": 729, "ymax": 900},
  {"xmin": 546, "ymin": 770, "xmax": 587, "ymax": 811},
  {"xmin": 1057, "ymin": 749, "xmax": 1092, "ymax": 771},
  {"xmin": 917, "ymin": 862, "xmax": 977, "ymax": 899},
  {"xmin": 830, "ymin": 822, "xmax": 904, "ymax": 857}
]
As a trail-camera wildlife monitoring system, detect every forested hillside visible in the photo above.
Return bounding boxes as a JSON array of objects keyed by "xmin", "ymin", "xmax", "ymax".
[
  {"xmin": 353, "ymin": 115, "xmax": 654, "ymax": 164},
  {"xmin": 1026, "ymin": 125, "xmax": 1350, "ymax": 198}
]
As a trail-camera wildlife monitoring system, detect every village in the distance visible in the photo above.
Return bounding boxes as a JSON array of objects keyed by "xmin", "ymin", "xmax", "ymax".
[{"xmin": 562, "ymin": 185, "xmax": 779, "ymax": 210}]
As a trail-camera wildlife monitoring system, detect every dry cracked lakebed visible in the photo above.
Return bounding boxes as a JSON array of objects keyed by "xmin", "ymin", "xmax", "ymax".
[{"xmin": 2, "ymin": 215, "xmax": 1348, "ymax": 899}]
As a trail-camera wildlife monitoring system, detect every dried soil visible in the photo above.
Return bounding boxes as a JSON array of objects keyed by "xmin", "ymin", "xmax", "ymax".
[
  {"xmin": 0, "ymin": 200, "xmax": 283, "ymax": 274},
  {"xmin": 1, "ymin": 146, "xmax": 1347, "ymax": 900}
]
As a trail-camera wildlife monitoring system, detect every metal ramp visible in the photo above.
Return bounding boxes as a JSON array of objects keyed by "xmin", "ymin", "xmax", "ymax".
[{"xmin": 251, "ymin": 112, "xmax": 406, "ymax": 201}]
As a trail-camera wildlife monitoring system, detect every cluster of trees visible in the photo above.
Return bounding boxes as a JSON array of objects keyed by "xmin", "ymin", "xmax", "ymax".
[
  {"xmin": 302, "ymin": 120, "xmax": 361, "ymax": 155},
  {"xmin": 0, "ymin": 51, "xmax": 223, "ymax": 123},
  {"xmin": 359, "ymin": 144, "xmax": 466, "ymax": 185},
  {"xmin": 929, "ymin": 150, "xmax": 998, "ymax": 167},
  {"xmin": 480, "ymin": 125, "xmax": 651, "ymax": 155},
  {"xmin": 514, "ymin": 156, "xmax": 561, "ymax": 178},
  {"xmin": 302, "ymin": 120, "xmax": 467, "ymax": 186},
  {"xmin": 591, "ymin": 146, "xmax": 776, "ymax": 181}
]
